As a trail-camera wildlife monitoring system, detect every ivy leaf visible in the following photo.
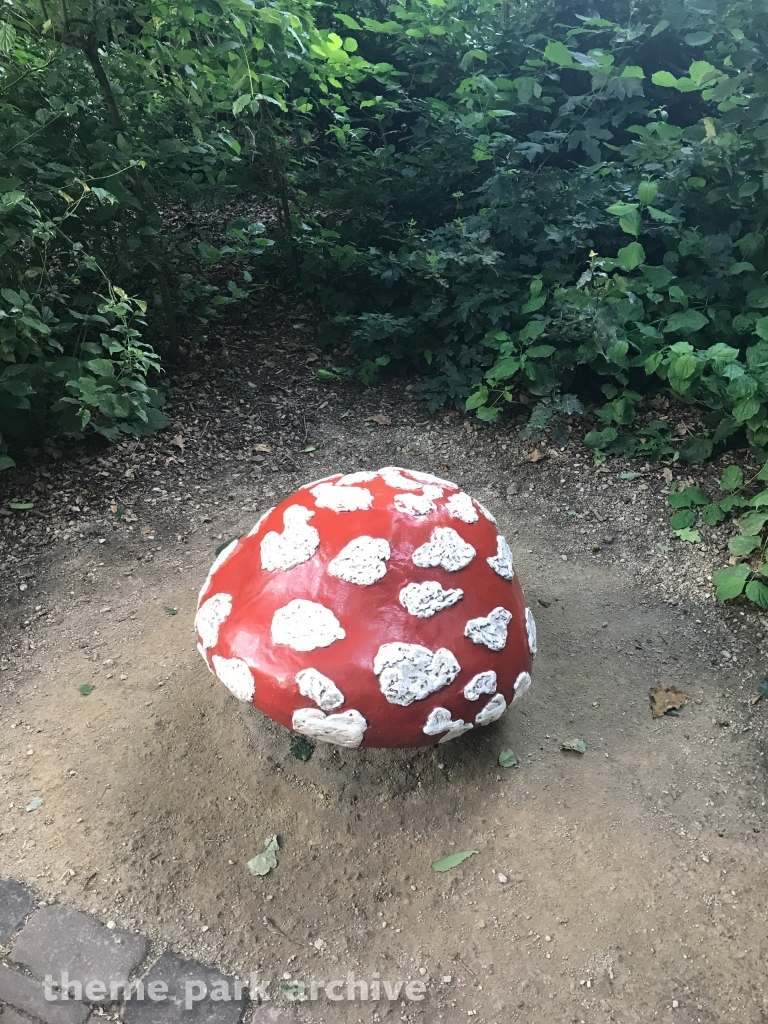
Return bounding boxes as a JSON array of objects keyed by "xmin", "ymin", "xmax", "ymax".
[
  {"xmin": 636, "ymin": 181, "xmax": 658, "ymax": 205},
  {"xmin": 432, "ymin": 850, "xmax": 478, "ymax": 872},
  {"xmin": 663, "ymin": 310, "xmax": 708, "ymax": 334},
  {"xmin": 719, "ymin": 465, "xmax": 743, "ymax": 491},
  {"xmin": 616, "ymin": 241, "xmax": 645, "ymax": 271},
  {"xmin": 543, "ymin": 41, "xmax": 574, "ymax": 67},
  {"xmin": 701, "ymin": 504, "xmax": 725, "ymax": 526},
  {"xmin": 619, "ymin": 208, "xmax": 642, "ymax": 237},
  {"xmin": 745, "ymin": 580, "xmax": 768, "ymax": 609},
  {"xmin": 728, "ymin": 535, "xmax": 761, "ymax": 556},
  {"xmin": 247, "ymin": 836, "xmax": 279, "ymax": 875},
  {"xmin": 712, "ymin": 564, "xmax": 750, "ymax": 600},
  {"xmin": 675, "ymin": 527, "xmax": 701, "ymax": 543},
  {"xmin": 679, "ymin": 437, "xmax": 712, "ymax": 463},
  {"xmin": 669, "ymin": 510, "xmax": 695, "ymax": 530},
  {"xmin": 739, "ymin": 511, "xmax": 768, "ymax": 536}
]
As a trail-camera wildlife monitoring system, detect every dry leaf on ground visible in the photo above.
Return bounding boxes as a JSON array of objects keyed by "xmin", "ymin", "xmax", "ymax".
[
  {"xmin": 171, "ymin": 434, "xmax": 185, "ymax": 451},
  {"xmin": 528, "ymin": 448, "xmax": 546, "ymax": 463},
  {"xmin": 253, "ymin": 443, "xmax": 272, "ymax": 453},
  {"xmin": 367, "ymin": 413, "xmax": 392, "ymax": 426},
  {"xmin": 649, "ymin": 685, "xmax": 688, "ymax": 718}
]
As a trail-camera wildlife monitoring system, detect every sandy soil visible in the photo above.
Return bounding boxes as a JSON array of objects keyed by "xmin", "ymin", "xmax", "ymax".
[{"xmin": 1, "ymin": 318, "xmax": 768, "ymax": 1024}]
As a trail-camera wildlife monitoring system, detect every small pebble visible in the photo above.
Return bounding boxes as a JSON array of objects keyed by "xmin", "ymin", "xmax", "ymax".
[
  {"xmin": 419, "ymin": 967, "xmax": 427, "ymax": 976},
  {"xmin": 498, "ymin": 873, "xmax": 508, "ymax": 883},
  {"xmin": 106, "ymin": 920, "xmax": 116, "ymax": 930},
  {"xmin": 672, "ymin": 999, "xmax": 679, "ymax": 1008},
  {"xmin": 442, "ymin": 976, "xmax": 452, "ymax": 984}
]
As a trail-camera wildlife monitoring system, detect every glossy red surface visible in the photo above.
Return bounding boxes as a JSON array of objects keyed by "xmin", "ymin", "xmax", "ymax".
[{"xmin": 196, "ymin": 468, "xmax": 534, "ymax": 748}]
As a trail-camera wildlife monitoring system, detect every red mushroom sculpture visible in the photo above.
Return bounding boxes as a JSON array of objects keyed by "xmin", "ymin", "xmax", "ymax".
[{"xmin": 196, "ymin": 467, "xmax": 535, "ymax": 748}]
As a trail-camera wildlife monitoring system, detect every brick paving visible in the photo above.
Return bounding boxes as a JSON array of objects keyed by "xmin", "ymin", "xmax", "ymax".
[
  {"xmin": 0, "ymin": 880, "xmax": 33, "ymax": 944},
  {"xmin": 0, "ymin": 878, "xmax": 288, "ymax": 1024}
]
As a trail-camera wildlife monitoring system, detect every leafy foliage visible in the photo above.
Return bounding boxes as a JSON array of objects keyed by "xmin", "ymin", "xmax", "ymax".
[{"xmin": 667, "ymin": 460, "xmax": 768, "ymax": 607}]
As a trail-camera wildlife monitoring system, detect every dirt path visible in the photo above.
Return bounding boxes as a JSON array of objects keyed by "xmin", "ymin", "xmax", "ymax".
[{"xmin": 1, "ymin": 314, "xmax": 767, "ymax": 1024}]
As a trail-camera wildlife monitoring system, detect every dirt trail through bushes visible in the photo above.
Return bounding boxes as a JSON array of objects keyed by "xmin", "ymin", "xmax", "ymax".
[{"xmin": 1, "ymin": 306, "xmax": 767, "ymax": 1024}]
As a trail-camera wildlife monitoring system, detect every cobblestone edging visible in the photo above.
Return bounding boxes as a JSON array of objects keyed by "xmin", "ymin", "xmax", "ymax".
[{"xmin": 0, "ymin": 879, "xmax": 293, "ymax": 1024}]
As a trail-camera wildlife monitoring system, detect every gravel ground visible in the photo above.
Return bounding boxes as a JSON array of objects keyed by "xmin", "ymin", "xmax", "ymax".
[{"xmin": 1, "ymin": 296, "xmax": 767, "ymax": 1024}]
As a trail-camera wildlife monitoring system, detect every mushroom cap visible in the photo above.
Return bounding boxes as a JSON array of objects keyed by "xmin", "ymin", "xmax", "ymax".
[{"xmin": 196, "ymin": 467, "xmax": 534, "ymax": 748}]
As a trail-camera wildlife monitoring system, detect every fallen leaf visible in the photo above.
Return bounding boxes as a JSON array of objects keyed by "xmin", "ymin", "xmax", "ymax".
[
  {"xmin": 25, "ymin": 797, "xmax": 43, "ymax": 812},
  {"xmin": 649, "ymin": 685, "xmax": 688, "ymax": 718},
  {"xmin": 506, "ymin": 483, "xmax": 518, "ymax": 495},
  {"xmin": 78, "ymin": 684, "xmax": 94, "ymax": 696},
  {"xmin": 109, "ymin": 504, "xmax": 118, "ymax": 513},
  {"xmin": 662, "ymin": 467, "xmax": 673, "ymax": 483},
  {"xmin": 247, "ymin": 836, "xmax": 279, "ymax": 876},
  {"xmin": 498, "ymin": 749, "xmax": 518, "ymax": 768},
  {"xmin": 290, "ymin": 734, "xmax": 314, "ymax": 761},
  {"xmin": 528, "ymin": 449, "xmax": 546, "ymax": 463},
  {"xmin": 171, "ymin": 433, "xmax": 185, "ymax": 451},
  {"xmin": 367, "ymin": 413, "xmax": 392, "ymax": 426},
  {"xmin": 758, "ymin": 679, "xmax": 768, "ymax": 697},
  {"xmin": 253, "ymin": 443, "xmax": 272, "ymax": 453},
  {"xmin": 561, "ymin": 738, "xmax": 586, "ymax": 754},
  {"xmin": 537, "ymin": 599, "xmax": 551, "ymax": 608},
  {"xmin": 303, "ymin": 444, "xmax": 317, "ymax": 452},
  {"xmin": 620, "ymin": 472, "xmax": 642, "ymax": 481},
  {"xmin": 9, "ymin": 501, "xmax": 34, "ymax": 510},
  {"xmin": 140, "ymin": 525, "xmax": 152, "ymax": 535},
  {"xmin": 313, "ymin": 937, "xmax": 327, "ymax": 950},
  {"xmin": 432, "ymin": 850, "xmax": 478, "ymax": 872},
  {"xmin": 263, "ymin": 916, "xmax": 284, "ymax": 935},
  {"xmin": 164, "ymin": 606, "xmax": 177, "ymax": 616},
  {"xmin": 215, "ymin": 536, "xmax": 240, "ymax": 556}
]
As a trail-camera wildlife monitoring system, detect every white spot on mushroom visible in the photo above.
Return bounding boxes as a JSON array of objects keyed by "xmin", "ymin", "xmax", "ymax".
[
  {"xmin": 412, "ymin": 527, "xmax": 476, "ymax": 572},
  {"xmin": 310, "ymin": 481, "xmax": 374, "ymax": 512},
  {"xmin": 525, "ymin": 607, "xmax": 537, "ymax": 656},
  {"xmin": 197, "ymin": 642, "xmax": 214, "ymax": 673},
  {"xmin": 374, "ymin": 642, "xmax": 460, "ymax": 706},
  {"xmin": 474, "ymin": 692, "xmax": 507, "ymax": 726},
  {"xmin": 463, "ymin": 670, "xmax": 497, "ymax": 701},
  {"xmin": 401, "ymin": 468, "xmax": 458, "ymax": 489},
  {"xmin": 394, "ymin": 492, "xmax": 437, "ymax": 516},
  {"xmin": 423, "ymin": 707, "xmax": 473, "ymax": 743},
  {"xmin": 292, "ymin": 708, "xmax": 368, "ymax": 748},
  {"xmin": 247, "ymin": 506, "xmax": 276, "ymax": 537},
  {"xmin": 198, "ymin": 538, "xmax": 239, "ymax": 602},
  {"xmin": 445, "ymin": 492, "xmax": 479, "ymax": 523},
  {"xmin": 379, "ymin": 467, "xmax": 422, "ymax": 491},
  {"xmin": 487, "ymin": 535, "xmax": 515, "ymax": 579},
  {"xmin": 211, "ymin": 655, "xmax": 255, "ymax": 702},
  {"xmin": 338, "ymin": 470, "xmax": 379, "ymax": 485},
  {"xmin": 399, "ymin": 581, "xmax": 463, "ymax": 618},
  {"xmin": 196, "ymin": 592, "xmax": 233, "ymax": 649},
  {"xmin": 271, "ymin": 599, "xmax": 346, "ymax": 652},
  {"xmin": 477, "ymin": 501, "xmax": 497, "ymax": 524},
  {"xmin": 464, "ymin": 606, "xmax": 512, "ymax": 651},
  {"xmin": 260, "ymin": 505, "xmax": 320, "ymax": 571},
  {"xmin": 328, "ymin": 536, "xmax": 391, "ymax": 585},
  {"xmin": 514, "ymin": 671, "xmax": 532, "ymax": 698},
  {"xmin": 296, "ymin": 668, "xmax": 345, "ymax": 711}
]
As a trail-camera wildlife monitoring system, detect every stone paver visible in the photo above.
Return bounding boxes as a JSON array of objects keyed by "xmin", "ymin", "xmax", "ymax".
[
  {"xmin": 0, "ymin": 964, "xmax": 90, "ymax": 1024},
  {"xmin": 250, "ymin": 1008, "xmax": 295, "ymax": 1024},
  {"xmin": 10, "ymin": 905, "xmax": 147, "ymax": 1004},
  {"xmin": 0, "ymin": 878, "xmax": 33, "ymax": 943},
  {"xmin": 122, "ymin": 953, "xmax": 244, "ymax": 1024},
  {"xmin": 0, "ymin": 1006, "xmax": 39, "ymax": 1024}
]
